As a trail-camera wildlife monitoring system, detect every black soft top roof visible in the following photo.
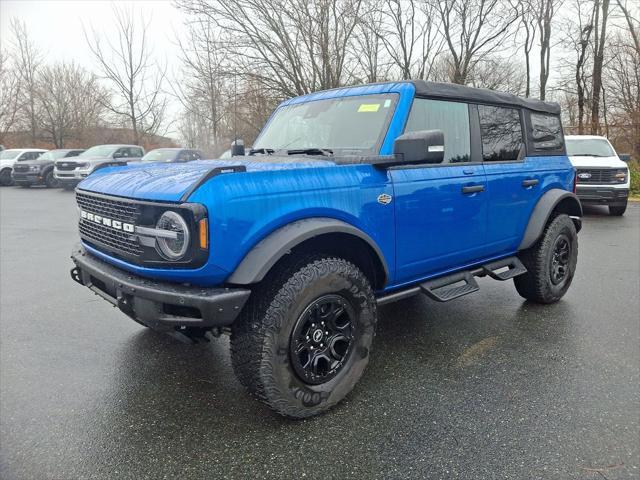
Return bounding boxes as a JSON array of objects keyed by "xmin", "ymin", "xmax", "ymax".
[{"xmin": 411, "ymin": 80, "xmax": 560, "ymax": 115}]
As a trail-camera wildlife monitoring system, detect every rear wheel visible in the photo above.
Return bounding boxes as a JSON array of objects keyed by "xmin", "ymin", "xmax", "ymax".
[
  {"xmin": 609, "ymin": 203, "xmax": 627, "ymax": 216},
  {"xmin": 0, "ymin": 168, "xmax": 13, "ymax": 186},
  {"xmin": 230, "ymin": 255, "xmax": 377, "ymax": 418},
  {"xmin": 514, "ymin": 214, "xmax": 578, "ymax": 304}
]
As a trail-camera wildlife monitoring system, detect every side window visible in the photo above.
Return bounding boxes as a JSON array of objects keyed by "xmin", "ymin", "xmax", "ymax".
[
  {"xmin": 114, "ymin": 148, "xmax": 127, "ymax": 158},
  {"xmin": 178, "ymin": 151, "xmax": 191, "ymax": 161},
  {"xmin": 529, "ymin": 113, "xmax": 564, "ymax": 152},
  {"xmin": 132, "ymin": 148, "xmax": 143, "ymax": 157},
  {"xmin": 478, "ymin": 105, "xmax": 524, "ymax": 162},
  {"xmin": 405, "ymin": 98, "xmax": 471, "ymax": 163},
  {"xmin": 192, "ymin": 151, "xmax": 202, "ymax": 160}
]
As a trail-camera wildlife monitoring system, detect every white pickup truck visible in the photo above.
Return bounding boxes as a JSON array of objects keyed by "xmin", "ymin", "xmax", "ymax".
[{"xmin": 566, "ymin": 135, "xmax": 630, "ymax": 216}]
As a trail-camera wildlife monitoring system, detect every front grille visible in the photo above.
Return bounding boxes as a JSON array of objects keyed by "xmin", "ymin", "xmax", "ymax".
[
  {"xmin": 79, "ymin": 220, "xmax": 143, "ymax": 256},
  {"xmin": 76, "ymin": 192, "xmax": 143, "ymax": 258},
  {"xmin": 76, "ymin": 192, "xmax": 140, "ymax": 223},
  {"xmin": 12, "ymin": 164, "xmax": 29, "ymax": 173},
  {"xmin": 56, "ymin": 162, "xmax": 77, "ymax": 171},
  {"xmin": 576, "ymin": 168, "xmax": 617, "ymax": 184}
]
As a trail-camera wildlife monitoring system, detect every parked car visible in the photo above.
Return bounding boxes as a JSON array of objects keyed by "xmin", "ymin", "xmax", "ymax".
[
  {"xmin": 53, "ymin": 144, "xmax": 144, "ymax": 190},
  {"xmin": 566, "ymin": 135, "xmax": 630, "ymax": 216},
  {"xmin": 69, "ymin": 80, "xmax": 582, "ymax": 418},
  {"xmin": 0, "ymin": 149, "xmax": 48, "ymax": 186},
  {"xmin": 12, "ymin": 149, "xmax": 85, "ymax": 188},
  {"xmin": 141, "ymin": 148, "xmax": 203, "ymax": 163}
]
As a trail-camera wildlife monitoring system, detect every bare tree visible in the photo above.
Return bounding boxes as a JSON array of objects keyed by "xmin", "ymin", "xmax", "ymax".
[
  {"xmin": 375, "ymin": 0, "xmax": 443, "ymax": 80},
  {"xmin": 606, "ymin": 29, "xmax": 640, "ymax": 156},
  {"xmin": 616, "ymin": 0, "xmax": 639, "ymax": 54},
  {"xmin": 516, "ymin": 0, "xmax": 537, "ymax": 97},
  {"xmin": 176, "ymin": 0, "xmax": 364, "ymax": 97},
  {"xmin": 173, "ymin": 19, "xmax": 229, "ymax": 151},
  {"xmin": 85, "ymin": 6, "xmax": 167, "ymax": 144},
  {"xmin": 537, "ymin": 0, "xmax": 564, "ymax": 100},
  {"xmin": 467, "ymin": 55, "xmax": 526, "ymax": 94},
  {"xmin": 436, "ymin": 0, "xmax": 520, "ymax": 85},
  {"xmin": 36, "ymin": 63, "xmax": 107, "ymax": 147},
  {"xmin": 352, "ymin": 5, "xmax": 387, "ymax": 83},
  {"xmin": 590, "ymin": 0, "xmax": 611, "ymax": 134},
  {"xmin": 0, "ymin": 50, "xmax": 22, "ymax": 144},
  {"xmin": 9, "ymin": 18, "xmax": 42, "ymax": 144}
]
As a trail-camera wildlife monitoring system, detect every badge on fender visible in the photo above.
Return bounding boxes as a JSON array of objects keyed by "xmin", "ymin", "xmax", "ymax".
[{"xmin": 377, "ymin": 193, "xmax": 392, "ymax": 205}]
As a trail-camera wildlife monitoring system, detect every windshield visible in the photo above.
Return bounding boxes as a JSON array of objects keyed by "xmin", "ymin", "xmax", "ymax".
[
  {"xmin": 0, "ymin": 150, "xmax": 22, "ymax": 160},
  {"xmin": 566, "ymin": 138, "xmax": 615, "ymax": 157},
  {"xmin": 142, "ymin": 149, "xmax": 178, "ymax": 162},
  {"xmin": 79, "ymin": 145, "xmax": 117, "ymax": 158},
  {"xmin": 253, "ymin": 94, "xmax": 398, "ymax": 155},
  {"xmin": 39, "ymin": 151, "xmax": 69, "ymax": 161}
]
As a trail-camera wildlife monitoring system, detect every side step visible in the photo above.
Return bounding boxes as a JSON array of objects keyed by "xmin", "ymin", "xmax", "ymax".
[
  {"xmin": 480, "ymin": 257, "xmax": 527, "ymax": 281},
  {"xmin": 376, "ymin": 256, "xmax": 527, "ymax": 305},
  {"xmin": 420, "ymin": 271, "xmax": 479, "ymax": 302}
]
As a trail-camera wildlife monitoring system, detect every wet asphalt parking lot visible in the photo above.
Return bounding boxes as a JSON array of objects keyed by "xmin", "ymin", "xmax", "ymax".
[{"xmin": 0, "ymin": 186, "xmax": 638, "ymax": 480}]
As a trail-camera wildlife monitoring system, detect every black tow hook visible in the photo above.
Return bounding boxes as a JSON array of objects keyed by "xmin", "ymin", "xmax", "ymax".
[{"xmin": 70, "ymin": 267, "xmax": 83, "ymax": 285}]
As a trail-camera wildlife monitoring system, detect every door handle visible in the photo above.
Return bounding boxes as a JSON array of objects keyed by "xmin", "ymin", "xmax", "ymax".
[
  {"xmin": 462, "ymin": 184, "xmax": 485, "ymax": 194},
  {"xmin": 522, "ymin": 179, "xmax": 539, "ymax": 187},
  {"xmin": 462, "ymin": 169, "xmax": 475, "ymax": 175}
]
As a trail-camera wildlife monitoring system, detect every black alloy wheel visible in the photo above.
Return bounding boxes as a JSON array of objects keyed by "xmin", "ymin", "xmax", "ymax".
[
  {"xmin": 549, "ymin": 234, "xmax": 570, "ymax": 285},
  {"xmin": 290, "ymin": 294, "xmax": 355, "ymax": 385}
]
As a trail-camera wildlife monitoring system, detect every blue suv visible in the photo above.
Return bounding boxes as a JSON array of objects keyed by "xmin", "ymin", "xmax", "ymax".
[{"xmin": 70, "ymin": 81, "xmax": 582, "ymax": 418}]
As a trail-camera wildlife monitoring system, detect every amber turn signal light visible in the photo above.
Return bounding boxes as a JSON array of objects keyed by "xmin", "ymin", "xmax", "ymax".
[{"xmin": 198, "ymin": 218, "xmax": 208, "ymax": 249}]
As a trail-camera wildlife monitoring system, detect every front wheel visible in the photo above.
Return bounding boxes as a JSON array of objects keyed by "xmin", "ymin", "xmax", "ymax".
[
  {"xmin": 0, "ymin": 169, "xmax": 14, "ymax": 186},
  {"xmin": 231, "ymin": 255, "xmax": 377, "ymax": 418},
  {"xmin": 609, "ymin": 203, "xmax": 627, "ymax": 216},
  {"xmin": 514, "ymin": 214, "xmax": 578, "ymax": 304},
  {"xmin": 44, "ymin": 170, "xmax": 59, "ymax": 188}
]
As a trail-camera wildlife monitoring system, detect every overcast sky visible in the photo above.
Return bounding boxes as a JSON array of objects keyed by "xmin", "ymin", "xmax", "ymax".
[
  {"xmin": 0, "ymin": 0, "xmax": 186, "ymax": 69},
  {"xmin": 1, "ymin": 0, "xmax": 187, "ymax": 137}
]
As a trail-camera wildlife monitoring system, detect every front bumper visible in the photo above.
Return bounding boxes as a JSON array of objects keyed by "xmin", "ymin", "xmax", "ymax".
[
  {"xmin": 575, "ymin": 186, "xmax": 629, "ymax": 205},
  {"xmin": 54, "ymin": 170, "xmax": 89, "ymax": 186},
  {"xmin": 12, "ymin": 172, "xmax": 43, "ymax": 185},
  {"xmin": 70, "ymin": 244, "xmax": 251, "ymax": 330}
]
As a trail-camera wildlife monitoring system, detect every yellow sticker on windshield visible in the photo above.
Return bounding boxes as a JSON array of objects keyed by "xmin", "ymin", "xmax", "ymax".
[{"xmin": 358, "ymin": 103, "xmax": 380, "ymax": 112}]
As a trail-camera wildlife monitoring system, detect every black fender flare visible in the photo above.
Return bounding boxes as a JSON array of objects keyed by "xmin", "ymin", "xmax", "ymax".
[
  {"xmin": 227, "ymin": 217, "xmax": 389, "ymax": 285},
  {"xmin": 519, "ymin": 189, "xmax": 583, "ymax": 250}
]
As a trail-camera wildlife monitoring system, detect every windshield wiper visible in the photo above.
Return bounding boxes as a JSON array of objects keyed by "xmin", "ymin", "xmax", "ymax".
[
  {"xmin": 286, "ymin": 148, "xmax": 334, "ymax": 157},
  {"xmin": 249, "ymin": 148, "xmax": 275, "ymax": 156}
]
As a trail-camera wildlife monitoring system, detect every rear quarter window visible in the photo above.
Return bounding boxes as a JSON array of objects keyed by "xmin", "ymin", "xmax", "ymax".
[{"xmin": 529, "ymin": 112, "xmax": 565, "ymax": 154}]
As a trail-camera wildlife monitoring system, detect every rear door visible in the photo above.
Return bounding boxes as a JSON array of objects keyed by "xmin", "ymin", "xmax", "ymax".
[
  {"xmin": 390, "ymin": 98, "xmax": 489, "ymax": 284},
  {"xmin": 481, "ymin": 106, "xmax": 553, "ymax": 254}
]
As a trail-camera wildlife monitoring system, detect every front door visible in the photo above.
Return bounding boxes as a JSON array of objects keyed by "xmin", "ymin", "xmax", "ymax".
[{"xmin": 390, "ymin": 98, "xmax": 489, "ymax": 285}]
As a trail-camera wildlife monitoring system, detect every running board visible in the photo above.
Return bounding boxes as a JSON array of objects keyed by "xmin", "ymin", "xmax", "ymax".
[{"xmin": 377, "ymin": 256, "xmax": 527, "ymax": 305}]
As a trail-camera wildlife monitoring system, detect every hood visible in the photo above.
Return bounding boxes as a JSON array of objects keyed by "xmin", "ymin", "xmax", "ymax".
[
  {"xmin": 0, "ymin": 158, "xmax": 19, "ymax": 168},
  {"xmin": 77, "ymin": 157, "xmax": 335, "ymax": 202},
  {"xmin": 57, "ymin": 155, "xmax": 114, "ymax": 166},
  {"xmin": 568, "ymin": 155, "xmax": 628, "ymax": 169},
  {"xmin": 19, "ymin": 158, "xmax": 54, "ymax": 167}
]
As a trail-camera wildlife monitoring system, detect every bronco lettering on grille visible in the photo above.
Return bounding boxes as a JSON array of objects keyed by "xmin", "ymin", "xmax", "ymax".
[{"xmin": 80, "ymin": 210, "xmax": 135, "ymax": 232}]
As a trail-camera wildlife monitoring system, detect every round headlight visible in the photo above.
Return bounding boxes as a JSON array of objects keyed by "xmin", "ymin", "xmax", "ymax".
[{"xmin": 155, "ymin": 211, "xmax": 190, "ymax": 260}]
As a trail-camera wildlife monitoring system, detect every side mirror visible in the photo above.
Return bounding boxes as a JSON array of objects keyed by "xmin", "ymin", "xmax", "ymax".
[
  {"xmin": 393, "ymin": 129, "xmax": 445, "ymax": 164},
  {"xmin": 231, "ymin": 139, "xmax": 245, "ymax": 156},
  {"xmin": 618, "ymin": 153, "xmax": 631, "ymax": 162}
]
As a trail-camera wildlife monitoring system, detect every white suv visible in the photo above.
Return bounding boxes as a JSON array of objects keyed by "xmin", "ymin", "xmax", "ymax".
[
  {"xmin": 566, "ymin": 135, "xmax": 630, "ymax": 216},
  {"xmin": 0, "ymin": 149, "xmax": 48, "ymax": 186}
]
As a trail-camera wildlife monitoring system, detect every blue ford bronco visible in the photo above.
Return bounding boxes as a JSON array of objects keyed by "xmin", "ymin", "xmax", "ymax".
[{"xmin": 70, "ymin": 81, "xmax": 582, "ymax": 418}]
